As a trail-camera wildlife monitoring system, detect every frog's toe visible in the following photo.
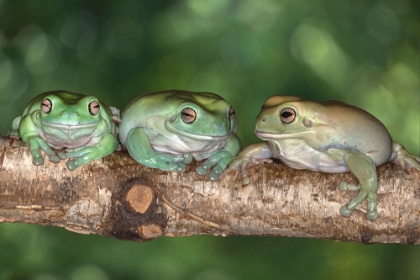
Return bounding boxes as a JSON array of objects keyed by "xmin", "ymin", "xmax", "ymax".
[
  {"xmin": 339, "ymin": 181, "xmax": 348, "ymax": 191},
  {"xmin": 366, "ymin": 210, "xmax": 378, "ymax": 220},
  {"xmin": 49, "ymin": 155, "xmax": 61, "ymax": 163},
  {"xmin": 183, "ymin": 154, "xmax": 193, "ymax": 164},
  {"xmin": 340, "ymin": 206, "xmax": 352, "ymax": 218},
  {"xmin": 208, "ymin": 167, "xmax": 223, "ymax": 181},
  {"xmin": 339, "ymin": 181, "xmax": 360, "ymax": 191},
  {"xmin": 166, "ymin": 163, "xmax": 186, "ymax": 172},
  {"xmin": 208, "ymin": 173, "xmax": 220, "ymax": 181},
  {"xmin": 242, "ymin": 175, "xmax": 250, "ymax": 185},
  {"xmin": 32, "ymin": 156, "xmax": 45, "ymax": 166},
  {"xmin": 66, "ymin": 160, "xmax": 79, "ymax": 171},
  {"xmin": 57, "ymin": 152, "xmax": 67, "ymax": 160},
  {"xmin": 196, "ymin": 165, "xmax": 208, "ymax": 176}
]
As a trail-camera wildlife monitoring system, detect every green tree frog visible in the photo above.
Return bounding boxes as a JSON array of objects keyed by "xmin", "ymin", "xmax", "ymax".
[
  {"xmin": 118, "ymin": 90, "xmax": 241, "ymax": 181},
  {"xmin": 10, "ymin": 90, "xmax": 121, "ymax": 170},
  {"xmin": 228, "ymin": 96, "xmax": 420, "ymax": 220}
]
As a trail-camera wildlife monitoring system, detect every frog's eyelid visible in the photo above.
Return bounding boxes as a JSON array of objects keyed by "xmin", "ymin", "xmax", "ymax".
[
  {"xmin": 280, "ymin": 107, "xmax": 296, "ymax": 124},
  {"xmin": 181, "ymin": 107, "xmax": 196, "ymax": 123},
  {"xmin": 89, "ymin": 101, "xmax": 100, "ymax": 115},
  {"xmin": 41, "ymin": 98, "xmax": 52, "ymax": 114}
]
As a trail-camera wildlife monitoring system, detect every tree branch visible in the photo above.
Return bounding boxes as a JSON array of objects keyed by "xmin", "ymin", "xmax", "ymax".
[{"xmin": 1, "ymin": 137, "xmax": 419, "ymax": 244}]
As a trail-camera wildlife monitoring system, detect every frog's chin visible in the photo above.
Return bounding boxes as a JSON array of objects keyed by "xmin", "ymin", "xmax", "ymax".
[
  {"xmin": 43, "ymin": 121, "xmax": 98, "ymax": 130},
  {"xmin": 255, "ymin": 130, "xmax": 312, "ymax": 140}
]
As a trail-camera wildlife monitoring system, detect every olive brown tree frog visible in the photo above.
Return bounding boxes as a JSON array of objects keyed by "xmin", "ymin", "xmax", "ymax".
[{"xmin": 228, "ymin": 95, "xmax": 420, "ymax": 220}]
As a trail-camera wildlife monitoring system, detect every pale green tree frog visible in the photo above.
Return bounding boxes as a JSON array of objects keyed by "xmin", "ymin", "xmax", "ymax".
[
  {"xmin": 228, "ymin": 96, "xmax": 420, "ymax": 220},
  {"xmin": 10, "ymin": 90, "xmax": 121, "ymax": 170},
  {"xmin": 118, "ymin": 90, "xmax": 241, "ymax": 180}
]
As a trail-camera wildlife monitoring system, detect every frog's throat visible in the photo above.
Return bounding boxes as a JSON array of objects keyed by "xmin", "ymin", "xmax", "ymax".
[
  {"xmin": 42, "ymin": 121, "xmax": 99, "ymax": 130},
  {"xmin": 255, "ymin": 130, "xmax": 314, "ymax": 140},
  {"xmin": 165, "ymin": 122, "xmax": 229, "ymax": 141}
]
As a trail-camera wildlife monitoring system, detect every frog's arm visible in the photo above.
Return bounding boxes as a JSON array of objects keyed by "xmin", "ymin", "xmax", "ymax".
[
  {"xmin": 9, "ymin": 116, "xmax": 22, "ymax": 139},
  {"xmin": 390, "ymin": 141, "xmax": 420, "ymax": 170},
  {"xmin": 61, "ymin": 132, "xmax": 119, "ymax": 170},
  {"xmin": 327, "ymin": 148, "xmax": 378, "ymax": 220},
  {"xmin": 226, "ymin": 142, "xmax": 273, "ymax": 185},
  {"xmin": 18, "ymin": 115, "xmax": 61, "ymax": 165},
  {"xmin": 126, "ymin": 127, "xmax": 191, "ymax": 172},
  {"xmin": 196, "ymin": 133, "xmax": 242, "ymax": 181},
  {"xmin": 25, "ymin": 136, "xmax": 61, "ymax": 165}
]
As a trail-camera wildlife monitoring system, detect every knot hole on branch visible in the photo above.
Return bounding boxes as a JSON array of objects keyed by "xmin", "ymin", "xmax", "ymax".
[
  {"xmin": 125, "ymin": 184, "xmax": 155, "ymax": 214},
  {"xmin": 107, "ymin": 179, "xmax": 166, "ymax": 241}
]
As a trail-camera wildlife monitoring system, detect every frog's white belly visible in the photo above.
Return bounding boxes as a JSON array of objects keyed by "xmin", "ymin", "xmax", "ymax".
[
  {"xmin": 151, "ymin": 134, "xmax": 226, "ymax": 159},
  {"xmin": 268, "ymin": 139, "xmax": 349, "ymax": 173}
]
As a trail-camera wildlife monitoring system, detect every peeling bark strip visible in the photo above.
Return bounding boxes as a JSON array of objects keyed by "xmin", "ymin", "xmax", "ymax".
[{"xmin": 0, "ymin": 137, "xmax": 420, "ymax": 244}]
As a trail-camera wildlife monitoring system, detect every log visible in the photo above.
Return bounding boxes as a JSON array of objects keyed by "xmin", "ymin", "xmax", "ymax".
[{"xmin": 0, "ymin": 137, "xmax": 419, "ymax": 244}]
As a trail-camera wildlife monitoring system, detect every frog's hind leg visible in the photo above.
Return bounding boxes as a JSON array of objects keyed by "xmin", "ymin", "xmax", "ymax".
[
  {"xmin": 328, "ymin": 149, "xmax": 378, "ymax": 220},
  {"xmin": 391, "ymin": 141, "xmax": 420, "ymax": 170}
]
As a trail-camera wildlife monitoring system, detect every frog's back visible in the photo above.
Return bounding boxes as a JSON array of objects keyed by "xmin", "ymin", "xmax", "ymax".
[{"xmin": 321, "ymin": 101, "xmax": 393, "ymax": 165}]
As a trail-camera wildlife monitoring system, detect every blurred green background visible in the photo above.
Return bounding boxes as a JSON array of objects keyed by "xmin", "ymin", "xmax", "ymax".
[{"xmin": 0, "ymin": 0, "xmax": 419, "ymax": 279}]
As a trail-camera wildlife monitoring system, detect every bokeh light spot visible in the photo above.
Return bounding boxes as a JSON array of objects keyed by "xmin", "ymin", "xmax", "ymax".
[
  {"xmin": 69, "ymin": 265, "xmax": 109, "ymax": 280},
  {"xmin": 236, "ymin": 0, "xmax": 281, "ymax": 32},
  {"xmin": 187, "ymin": 0, "xmax": 230, "ymax": 18},
  {"xmin": 366, "ymin": 4, "xmax": 400, "ymax": 46},
  {"xmin": 290, "ymin": 24, "xmax": 349, "ymax": 90},
  {"xmin": 219, "ymin": 28, "xmax": 261, "ymax": 70},
  {"xmin": 25, "ymin": 33, "xmax": 61, "ymax": 74},
  {"xmin": 60, "ymin": 10, "xmax": 97, "ymax": 49},
  {"xmin": 0, "ymin": 57, "xmax": 12, "ymax": 89}
]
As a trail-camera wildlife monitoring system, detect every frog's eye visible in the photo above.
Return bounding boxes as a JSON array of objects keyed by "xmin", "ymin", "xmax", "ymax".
[
  {"xmin": 181, "ymin": 107, "xmax": 196, "ymax": 123},
  {"xmin": 41, "ymin": 98, "xmax": 52, "ymax": 114},
  {"xmin": 89, "ymin": 101, "xmax": 100, "ymax": 115},
  {"xmin": 229, "ymin": 107, "xmax": 236, "ymax": 120},
  {"xmin": 280, "ymin": 107, "xmax": 296, "ymax": 124}
]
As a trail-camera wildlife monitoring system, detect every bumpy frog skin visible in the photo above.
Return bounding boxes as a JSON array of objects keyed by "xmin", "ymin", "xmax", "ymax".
[
  {"xmin": 228, "ymin": 96, "xmax": 420, "ymax": 220},
  {"xmin": 118, "ymin": 90, "xmax": 241, "ymax": 181},
  {"xmin": 10, "ymin": 90, "xmax": 121, "ymax": 170}
]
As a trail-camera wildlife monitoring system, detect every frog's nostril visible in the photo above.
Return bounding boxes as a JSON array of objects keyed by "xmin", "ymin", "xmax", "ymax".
[{"xmin": 262, "ymin": 118, "xmax": 266, "ymax": 122}]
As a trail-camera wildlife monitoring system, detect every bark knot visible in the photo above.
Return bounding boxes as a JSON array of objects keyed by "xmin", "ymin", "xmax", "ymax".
[{"xmin": 125, "ymin": 184, "xmax": 154, "ymax": 214}]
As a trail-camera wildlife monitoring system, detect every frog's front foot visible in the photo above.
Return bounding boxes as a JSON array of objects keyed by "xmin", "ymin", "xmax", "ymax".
[
  {"xmin": 27, "ymin": 136, "xmax": 61, "ymax": 165},
  {"xmin": 145, "ymin": 153, "xmax": 192, "ymax": 172},
  {"xmin": 196, "ymin": 151, "xmax": 234, "ymax": 181},
  {"xmin": 339, "ymin": 181, "xmax": 378, "ymax": 220},
  {"xmin": 62, "ymin": 147, "xmax": 108, "ymax": 170},
  {"xmin": 226, "ymin": 156, "xmax": 273, "ymax": 185},
  {"xmin": 31, "ymin": 150, "xmax": 45, "ymax": 165}
]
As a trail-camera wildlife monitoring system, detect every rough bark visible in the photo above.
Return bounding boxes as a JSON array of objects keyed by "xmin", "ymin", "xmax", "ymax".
[{"xmin": 0, "ymin": 137, "xmax": 419, "ymax": 244}]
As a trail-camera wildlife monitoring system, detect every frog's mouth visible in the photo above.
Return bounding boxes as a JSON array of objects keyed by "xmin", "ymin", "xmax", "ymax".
[
  {"xmin": 255, "ymin": 130, "xmax": 313, "ymax": 140},
  {"xmin": 43, "ymin": 122, "xmax": 98, "ymax": 130},
  {"xmin": 164, "ymin": 121, "xmax": 230, "ymax": 141},
  {"xmin": 175, "ymin": 129, "xmax": 229, "ymax": 141}
]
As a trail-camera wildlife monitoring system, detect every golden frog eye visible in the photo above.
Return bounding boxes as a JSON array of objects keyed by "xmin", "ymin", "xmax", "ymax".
[
  {"xmin": 181, "ymin": 107, "xmax": 196, "ymax": 123},
  {"xmin": 41, "ymin": 98, "xmax": 52, "ymax": 114},
  {"xmin": 280, "ymin": 107, "xmax": 296, "ymax": 124},
  {"xmin": 89, "ymin": 100, "xmax": 100, "ymax": 115}
]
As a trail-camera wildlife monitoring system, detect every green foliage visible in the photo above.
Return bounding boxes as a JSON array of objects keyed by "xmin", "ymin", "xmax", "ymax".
[{"xmin": 0, "ymin": 0, "xmax": 419, "ymax": 279}]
